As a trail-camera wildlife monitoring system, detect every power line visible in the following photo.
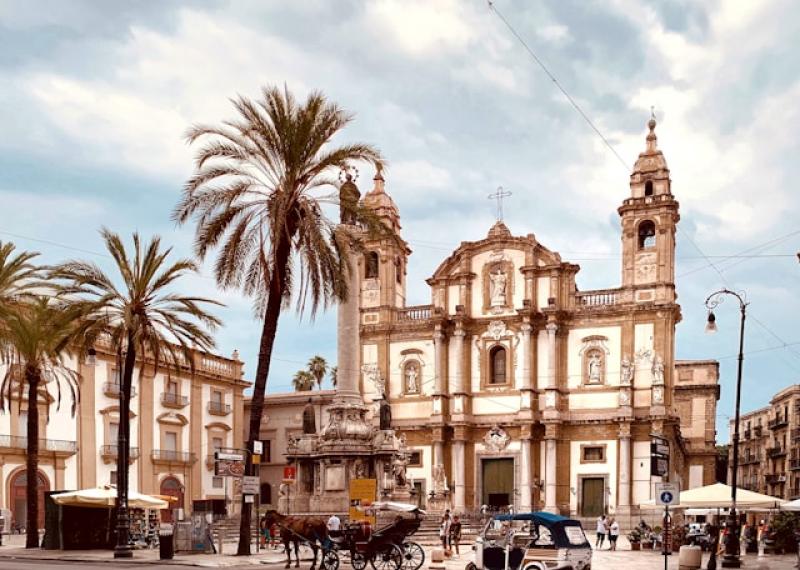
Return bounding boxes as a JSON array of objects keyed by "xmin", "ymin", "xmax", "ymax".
[{"xmin": 487, "ymin": 1, "xmax": 630, "ymax": 171}]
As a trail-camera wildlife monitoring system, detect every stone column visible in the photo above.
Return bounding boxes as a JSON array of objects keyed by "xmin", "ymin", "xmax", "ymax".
[
  {"xmin": 453, "ymin": 327, "xmax": 466, "ymax": 414},
  {"xmin": 520, "ymin": 321, "xmax": 533, "ymax": 409},
  {"xmin": 520, "ymin": 436, "xmax": 532, "ymax": 511},
  {"xmin": 452, "ymin": 440, "xmax": 466, "ymax": 511},
  {"xmin": 618, "ymin": 423, "xmax": 631, "ymax": 509},
  {"xmin": 337, "ymin": 242, "xmax": 362, "ymax": 403},
  {"xmin": 432, "ymin": 327, "xmax": 446, "ymax": 416},
  {"xmin": 546, "ymin": 323, "xmax": 557, "ymax": 389},
  {"xmin": 544, "ymin": 424, "xmax": 558, "ymax": 513}
]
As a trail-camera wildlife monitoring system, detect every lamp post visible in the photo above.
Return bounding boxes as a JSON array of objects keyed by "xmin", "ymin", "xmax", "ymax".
[{"xmin": 705, "ymin": 288, "xmax": 748, "ymax": 568}]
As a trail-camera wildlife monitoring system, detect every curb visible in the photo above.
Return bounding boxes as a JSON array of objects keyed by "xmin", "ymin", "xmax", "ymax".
[{"xmin": 0, "ymin": 551, "xmax": 292, "ymax": 567}]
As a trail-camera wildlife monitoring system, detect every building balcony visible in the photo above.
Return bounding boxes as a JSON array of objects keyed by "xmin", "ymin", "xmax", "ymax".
[
  {"xmin": 767, "ymin": 446, "xmax": 787, "ymax": 458},
  {"xmin": 790, "ymin": 458, "xmax": 800, "ymax": 471},
  {"xmin": 395, "ymin": 304, "xmax": 434, "ymax": 322},
  {"xmin": 151, "ymin": 449, "xmax": 196, "ymax": 465},
  {"xmin": 103, "ymin": 382, "xmax": 136, "ymax": 398},
  {"xmin": 207, "ymin": 401, "xmax": 231, "ymax": 416},
  {"xmin": 754, "ymin": 425, "xmax": 763, "ymax": 437},
  {"xmin": 160, "ymin": 392, "xmax": 189, "ymax": 409},
  {"xmin": 765, "ymin": 473, "xmax": 787, "ymax": 485},
  {"xmin": 741, "ymin": 454, "xmax": 761, "ymax": 465},
  {"xmin": 792, "ymin": 428, "xmax": 800, "ymax": 442},
  {"xmin": 769, "ymin": 416, "xmax": 788, "ymax": 430},
  {"xmin": 743, "ymin": 429, "xmax": 752, "ymax": 440},
  {"xmin": 0, "ymin": 435, "xmax": 77, "ymax": 456},
  {"xmin": 790, "ymin": 488, "xmax": 800, "ymax": 501},
  {"xmin": 100, "ymin": 444, "xmax": 140, "ymax": 464}
]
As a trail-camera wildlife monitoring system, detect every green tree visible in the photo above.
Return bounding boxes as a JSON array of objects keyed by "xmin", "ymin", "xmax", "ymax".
[
  {"xmin": 50, "ymin": 229, "xmax": 221, "ymax": 557},
  {"xmin": 0, "ymin": 297, "xmax": 82, "ymax": 548},
  {"xmin": 307, "ymin": 355, "xmax": 327, "ymax": 390},
  {"xmin": 173, "ymin": 85, "xmax": 385, "ymax": 554},
  {"xmin": 0, "ymin": 241, "xmax": 39, "ymax": 319},
  {"xmin": 292, "ymin": 370, "xmax": 315, "ymax": 392}
]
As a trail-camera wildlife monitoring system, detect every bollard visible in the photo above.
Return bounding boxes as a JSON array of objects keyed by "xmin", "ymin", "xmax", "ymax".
[
  {"xmin": 429, "ymin": 548, "xmax": 446, "ymax": 570},
  {"xmin": 678, "ymin": 545, "xmax": 702, "ymax": 570}
]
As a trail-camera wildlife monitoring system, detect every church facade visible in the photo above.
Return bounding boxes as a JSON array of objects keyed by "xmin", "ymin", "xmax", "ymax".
[{"xmin": 352, "ymin": 118, "xmax": 719, "ymax": 519}]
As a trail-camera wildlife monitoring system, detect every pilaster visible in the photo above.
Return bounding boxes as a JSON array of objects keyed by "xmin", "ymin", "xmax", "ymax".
[{"xmin": 78, "ymin": 360, "xmax": 97, "ymax": 489}]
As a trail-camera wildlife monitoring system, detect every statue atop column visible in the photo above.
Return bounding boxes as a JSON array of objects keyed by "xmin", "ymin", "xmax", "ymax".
[
  {"xmin": 339, "ymin": 166, "xmax": 361, "ymax": 225},
  {"xmin": 302, "ymin": 398, "xmax": 316, "ymax": 434}
]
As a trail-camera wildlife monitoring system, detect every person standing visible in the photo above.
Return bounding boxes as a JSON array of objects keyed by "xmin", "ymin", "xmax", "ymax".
[
  {"xmin": 595, "ymin": 515, "xmax": 608, "ymax": 549},
  {"xmin": 440, "ymin": 512, "xmax": 452, "ymax": 554},
  {"xmin": 450, "ymin": 515, "xmax": 462, "ymax": 558},
  {"xmin": 327, "ymin": 513, "xmax": 341, "ymax": 538},
  {"xmin": 608, "ymin": 518, "xmax": 620, "ymax": 551}
]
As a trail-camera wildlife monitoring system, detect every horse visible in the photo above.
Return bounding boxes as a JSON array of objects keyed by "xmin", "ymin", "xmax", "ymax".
[{"xmin": 262, "ymin": 510, "xmax": 329, "ymax": 569}]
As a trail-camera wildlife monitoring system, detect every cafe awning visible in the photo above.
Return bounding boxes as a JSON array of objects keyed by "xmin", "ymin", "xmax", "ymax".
[
  {"xmin": 52, "ymin": 486, "xmax": 169, "ymax": 510},
  {"xmin": 639, "ymin": 483, "xmax": 784, "ymax": 510}
]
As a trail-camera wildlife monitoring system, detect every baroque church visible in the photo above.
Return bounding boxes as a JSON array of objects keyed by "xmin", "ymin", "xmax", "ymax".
[{"xmin": 351, "ymin": 117, "xmax": 720, "ymax": 520}]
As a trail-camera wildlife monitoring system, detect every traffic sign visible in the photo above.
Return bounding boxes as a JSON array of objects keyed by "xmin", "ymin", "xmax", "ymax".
[
  {"xmin": 655, "ymin": 482, "xmax": 679, "ymax": 506},
  {"xmin": 253, "ymin": 441, "xmax": 263, "ymax": 455},
  {"xmin": 242, "ymin": 475, "xmax": 260, "ymax": 495},
  {"xmin": 216, "ymin": 452, "xmax": 245, "ymax": 461}
]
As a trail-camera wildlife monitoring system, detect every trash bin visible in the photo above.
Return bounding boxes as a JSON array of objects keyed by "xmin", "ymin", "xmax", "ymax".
[
  {"xmin": 160, "ymin": 529, "xmax": 174, "ymax": 560},
  {"xmin": 678, "ymin": 545, "xmax": 702, "ymax": 570}
]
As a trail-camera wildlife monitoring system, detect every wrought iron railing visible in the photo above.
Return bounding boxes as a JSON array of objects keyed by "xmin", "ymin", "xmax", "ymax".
[
  {"xmin": 207, "ymin": 401, "xmax": 231, "ymax": 415},
  {"xmin": 0, "ymin": 434, "xmax": 77, "ymax": 453},
  {"xmin": 769, "ymin": 415, "xmax": 788, "ymax": 429},
  {"xmin": 151, "ymin": 449, "xmax": 195, "ymax": 463},
  {"xmin": 160, "ymin": 392, "xmax": 189, "ymax": 407},
  {"xmin": 103, "ymin": 382, "xmax": 136, "ymax": 398},
  {"xmin": 100, "ymin": 444, "xmax": 140, "ymax": 459}
]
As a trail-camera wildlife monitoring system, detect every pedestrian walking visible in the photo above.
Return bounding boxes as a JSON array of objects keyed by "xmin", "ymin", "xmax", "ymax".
[
  {"xmin": 608, "ymin": 518, "xmax": 620, "ymax": 551},
  {"xmin": 595, "ymin": 515, "xmax": 608, "ymax": 549},
  {"xmin": 450, "ymin": 515, "xmax": 462, "ymax": 558},
  {"xmin": 440, "ymin": 512, "xmax": 451, "ymax": 554}
]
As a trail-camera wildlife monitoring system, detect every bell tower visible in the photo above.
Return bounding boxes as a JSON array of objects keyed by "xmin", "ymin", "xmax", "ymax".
[
  {"xmin": 618, "ymin": 113, "xmax": 680, "ymax": 304},
  {"xmin": 361, "ymin": 167, "xmax": 410, "ymax": 312}
]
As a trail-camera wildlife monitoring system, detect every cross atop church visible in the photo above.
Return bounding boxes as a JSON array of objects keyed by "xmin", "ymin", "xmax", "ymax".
[{"xmin": 488, "ymin": 186, "xmax": 512, "ymax": 221}]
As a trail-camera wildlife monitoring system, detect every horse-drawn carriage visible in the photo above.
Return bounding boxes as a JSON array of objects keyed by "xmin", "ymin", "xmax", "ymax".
[
  {"xmin": 329, "ymin": 501, "xmax": 426, "ymax": 570},
  {"xmin": 265, "ymin": 501, "xmax": 425, "ymax": 570}
]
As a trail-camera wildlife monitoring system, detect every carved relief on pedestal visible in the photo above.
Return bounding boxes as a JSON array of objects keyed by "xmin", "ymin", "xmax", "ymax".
[{"xmin": 634, "ymin": 251, "xmax": 657, "ymax": 284}]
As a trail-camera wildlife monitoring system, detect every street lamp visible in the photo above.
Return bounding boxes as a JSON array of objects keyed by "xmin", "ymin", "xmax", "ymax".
[{"xmin": 705, "ymin": 288, "xmax": 748, "ymax": 568}]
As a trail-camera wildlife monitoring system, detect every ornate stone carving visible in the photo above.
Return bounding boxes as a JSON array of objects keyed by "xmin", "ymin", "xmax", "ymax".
[
  {"xmin": 652, "ymin": 385, "xmax": 664, "ymax": 404},
  {"xmin": 579, "ymin": 336, "xmax": 610, "ymax": 385},
  {"xmin": 362, "ymin": 364, "xmax": 385, "ymax": 397},
  {"xmin": 483, "ymin": 425, "xmax": 510, "ymax": 452},
  {"xmin": 433, "ymin": 464, "xmax": 449, "ymax": 492},
  {"xmin": 487, "ymin": 320, "xmax": 507, "ymax": 340},
  {"xmin": 404, "ymin": 361, "xmax": 419, "ymax": 393},
  {"xmin": 619, "ymin": 389, "xmax": 631, "ymax": 406},
  {"xmin": 489, "ymin": 269, "xmax": 507, "ymax": 307},
  {"xmin": 620, "ymin": 355, "xmax": 633, "ymax": 386},
  {"xmin": 652, "ymin": 354, "xmax": 665, "ymax": 385}
]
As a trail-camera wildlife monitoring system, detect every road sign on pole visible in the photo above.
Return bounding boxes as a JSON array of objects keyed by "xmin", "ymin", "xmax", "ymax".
[
  {"xmin": 655, "ymin": 482, "xmax": 679, "ymax": 506},
  {"xmin": 242, "ymin": 476, "xmax": 260, "ymax": 495}
]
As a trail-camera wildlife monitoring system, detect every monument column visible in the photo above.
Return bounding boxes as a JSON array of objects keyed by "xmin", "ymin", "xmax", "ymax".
[
  {"xmin": 544, "ymin": 423, "xmax": 558, "ymax": 513},
  {"xmin": 336, "ymin": 233, "xmax": 362, "ymax": 403}
]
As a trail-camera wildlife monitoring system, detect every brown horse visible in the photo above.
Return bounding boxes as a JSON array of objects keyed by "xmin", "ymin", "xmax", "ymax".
[{"xmin": 263, "ymin": 510, "xmax": 329, "ymax": 569}]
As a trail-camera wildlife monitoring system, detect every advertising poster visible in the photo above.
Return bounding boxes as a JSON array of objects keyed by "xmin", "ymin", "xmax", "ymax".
[{"xmin": 348, "ymin": 478, "xmax": 376, "ymax": 525}]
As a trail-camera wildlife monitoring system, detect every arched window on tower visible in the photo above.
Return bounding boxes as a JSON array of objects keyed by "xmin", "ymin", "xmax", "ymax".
[
  {"xmin": 638, "ymin": 220, "xmax": 656, "ymax": 249},
  {"xmin": 644, "ymin": 180, "xmax": 654, "ymax": 196},
  {"xmin": 489, "ymin": 346, "xmax": 507, "ymax": 385},
  {"xmin": 365, "ymin": 252, "xmax": 379, "ymax": 279}
]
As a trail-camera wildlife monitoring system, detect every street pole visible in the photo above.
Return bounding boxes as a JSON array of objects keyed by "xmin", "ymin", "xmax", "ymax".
[{"xmin": 705, "ymin": 289, "xmax": 747, "ymax": 569}]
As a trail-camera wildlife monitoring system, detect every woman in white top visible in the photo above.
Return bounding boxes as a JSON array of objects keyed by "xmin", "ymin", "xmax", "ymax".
[
  {"xmin": 609, "ymin": 519, "xmax": 620, "ymax": 551},
  {"xmin": 595, "ymin": 515, "xmax": 608, "ymax": 549}
]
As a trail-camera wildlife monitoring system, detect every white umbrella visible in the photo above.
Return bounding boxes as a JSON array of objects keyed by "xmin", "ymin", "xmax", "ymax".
[
  {"xmin": 52, "ymin": 486, "xmax": 169, "ymax": 510},
  {"xmin": 780, "ymin": 498, "xmax": 800, "ymax": 511},
  {"xmin": 639, "ymin": 483, "xmax": 784, "ymax": 510}
]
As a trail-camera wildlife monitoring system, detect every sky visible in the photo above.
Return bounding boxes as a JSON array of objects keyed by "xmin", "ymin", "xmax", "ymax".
[{"xmin": 1, "ymin": 0, "xmax": 799, "ymax": 440}]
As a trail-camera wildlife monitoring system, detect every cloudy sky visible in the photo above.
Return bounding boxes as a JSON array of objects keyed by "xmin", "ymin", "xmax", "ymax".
[{"xmin": 1, "ymin": 0, "xmax": 799, "ymax": 437}]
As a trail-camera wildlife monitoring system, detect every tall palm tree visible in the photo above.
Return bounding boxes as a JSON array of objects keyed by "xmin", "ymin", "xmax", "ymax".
[
  {"xmin": 0, "ymin": 241, "xmax": 39, "ymax": 318},
  {"xmin": 50, "ymin": 229, "xmax": 222, "ymax": 558},
  {"xmin": 292, "ymin": 370, "xmax": 314, "ymax": 392},
  {"xmin": 307, "ymin": 355, "xmax": 327, "ymax": 390},
  {"xmin": 173, "ymin": 85, "xmax": 387, "ymax": 554},
  {"xmin": 0, "ymin": 297, "xmax": 82, "ymax": 548}
]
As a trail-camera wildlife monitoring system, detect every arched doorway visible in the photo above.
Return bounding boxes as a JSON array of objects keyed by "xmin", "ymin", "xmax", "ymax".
[
  {"xmin": 9, "ymin": 469, "xmax": 50, "ymax": 532},
  {"xmin": 159, "ymin": 476, "xmax": 184, "ymax": 523}
]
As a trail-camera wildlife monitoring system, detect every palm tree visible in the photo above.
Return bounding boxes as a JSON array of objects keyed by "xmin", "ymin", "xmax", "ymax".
[
  {"xmin": 0, "ymin": 241, "xmax": 39, "ymax": 318},
  {"xmin": 292, "ymin": 370, "xmax": 314, "ymax": 392},
  {"xmin": 50, "ymin": 229, "xmax": 221, "ymax": 558},
  {"xmin": 0, "ymin": 297, "xmax": 82, "ymax": 548},
  {"xmin": 174, "ymin": 85, "xmax": 387, "ymax": 554},
  {"xmin": 307, "ymin": 355, "xmax": 327, "ymax": 390},
  {"xmin": 329, "ymin": 365, "xmax": 338, "ymax": 388}
]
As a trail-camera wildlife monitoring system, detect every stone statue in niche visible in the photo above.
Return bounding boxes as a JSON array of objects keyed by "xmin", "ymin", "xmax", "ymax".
[
  {"xmin": 379, "ymin": 397, "xmax": 392, "ymax": 430},
  {"xmin": 302, "ymin": 398, "xmax": 316, "ymax": 434},
  {"xmin": 489, "ymin": 268, "xmax": 507, "ymax": 307},
  {"xmin": 652, "ymin": 355, "xmax": 665, "ymax": 385},
  {"xmin": 405, "ymin": 363, "xmax": 418, "ymax": 393},
  {"xmin": 433, "ymin": 464, "xmax": 449, "ymax": 492},
  {"xmin": 587, "ymin": 352, "xmax": 603, "ymax": 384},
  {"xmin": 619, "ymin": 389, "xmax": 631, "ymax": 406},
  {"xmin": 393, "ymin": 455, "xmax": 408, "ymax": 487},
  {"xmin": 620, "ymin": 355, "xmax": 633, "ymax": 386},
  {"xmin": 653, "ymin": 385, "xmax": 664, "ymax": 404}
]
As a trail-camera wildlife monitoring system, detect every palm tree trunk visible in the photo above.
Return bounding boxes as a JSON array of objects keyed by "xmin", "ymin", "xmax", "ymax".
[
  {"xmin": 24, "ymin": 365, "xmax": 40, "ymax": 549},
  {"xmin": 114, "ymin": 338, "xmax": 136, "ymax": 558},
  {"xmin": 237, "ymin": 242, "xmax": 290, "ymax": 555}
]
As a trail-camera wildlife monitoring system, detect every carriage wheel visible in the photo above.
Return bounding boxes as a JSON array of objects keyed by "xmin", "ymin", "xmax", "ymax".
[
  {"xmin": 323, "ymin": 549, "xmax": 340, "ymax": 570},
  {"xmin": 370, "ymin": 544, "xmax": 403, "ymax": 570},
  {"xmin": 401, "ymin": 542, "xmax": 425, "ymax": 570},
  {"xmin": 351, "ymin": 551, "xmax": 367, "ymax": 570}
]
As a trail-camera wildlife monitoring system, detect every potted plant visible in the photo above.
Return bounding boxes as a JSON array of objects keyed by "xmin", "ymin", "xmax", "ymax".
[
  {"xmin": 628, "ymin": 527, "xmax": 642, "ymax": 551},
  {"xmin": 641, "ymin": 529, "xmax": 654, "ymax": 550}
]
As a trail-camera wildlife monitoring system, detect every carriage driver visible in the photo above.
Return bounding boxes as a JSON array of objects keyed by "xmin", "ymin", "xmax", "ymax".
[{"xmin": 327, "ymin": 513, "xmax": 342, "ymax": 539}]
